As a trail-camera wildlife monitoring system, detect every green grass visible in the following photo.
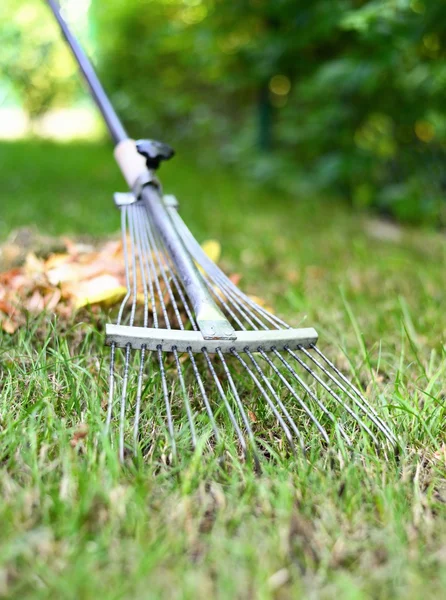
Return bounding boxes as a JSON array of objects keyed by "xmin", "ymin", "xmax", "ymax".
[{"xmin": 0, "ymin": 140, "xmax": 445, "ymax": 599}]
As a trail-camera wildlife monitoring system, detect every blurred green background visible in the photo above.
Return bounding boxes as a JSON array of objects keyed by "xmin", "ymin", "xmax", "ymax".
[{"xmin": 0, "ymin": 0, "xmax": 445, "ymax": 225}]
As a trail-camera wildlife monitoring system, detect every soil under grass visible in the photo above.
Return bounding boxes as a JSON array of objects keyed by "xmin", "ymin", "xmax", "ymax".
[{"xmin": 0, "ymin": 140, "xmax": 445, "ymax": 599}]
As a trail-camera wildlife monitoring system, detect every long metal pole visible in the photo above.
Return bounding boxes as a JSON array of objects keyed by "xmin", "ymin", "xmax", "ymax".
[
  {"xmin": 47, "ymin": 0, "xmax": 237, "ymax": 341},
  {"xmin": 46, "ymin": 0, "xmax": 128, "ymax": 144}
]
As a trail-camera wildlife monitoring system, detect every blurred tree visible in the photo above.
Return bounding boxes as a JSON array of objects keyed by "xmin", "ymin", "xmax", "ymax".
[{"xmin": 0, "ymin": 0, "xmax": 82, "ymax": 124}]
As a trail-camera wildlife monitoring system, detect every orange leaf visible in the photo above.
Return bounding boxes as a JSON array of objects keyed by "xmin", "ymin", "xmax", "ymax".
[{"xmin": 1, "ymin": 318, "xmax": 19, "ymax": 334}]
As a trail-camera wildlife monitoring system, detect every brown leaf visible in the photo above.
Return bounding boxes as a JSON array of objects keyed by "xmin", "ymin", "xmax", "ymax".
[
  {"xmin": 248, "ymin": 410, "xmax": 257, "ymax": 423},
  {"xmin": 24, "ymin": 252, "xmax": 45, "ymax": 275},
  {"xmin": 0, "ymin": 300, "xmax": 15, "ymax": 317},
  {"xmin": 43, "ymin": 289, "xmax": 62, "ymax": 311},
  {"xmin": 1, "ymin": 318, "xmax": 19, "ymax": 334},
  {"xmin": 26, "ymin": 291, "xmax": 46, "ymax": 312},
  {"xmin": 229, "ymin": 273, "xmax": 242, "ymax": 285},
  {"xmin": 70, "ymin": 423, "xmax": 89, "ymax": 448}
]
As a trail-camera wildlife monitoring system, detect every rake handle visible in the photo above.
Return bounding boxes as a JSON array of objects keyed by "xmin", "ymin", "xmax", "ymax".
[
  {"xmin": 47, "ymin": 0, "xmax": 237, "ymax": 341},
  {"xmin": 46, "ymin": 0, "xmax": 127, "ymax": 144}
]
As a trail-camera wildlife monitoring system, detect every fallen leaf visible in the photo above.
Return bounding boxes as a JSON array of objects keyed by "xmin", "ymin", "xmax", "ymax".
[
  {"xmin": 26, "ymin": 290, "xmax": 46, "ymax": 312},
  {"xmin": 248, "ymin": 410, "xmax": 257, "ymax": 423},
  {"xmin": 44, "ymin": 253, "xmax": 71, "ymax": 270},
  {"xmin": 1, "ymin": 318, "xmax": 19, "ymax": 334},
  {"xmin": 248, "ymin": 294, "xmax": 275, "ymax": 314},
  {"xmin": 24, "ymin": 252, "xmax": 45, "ymax": 275},
  {"xmin": 70, "ymin": 423, "xmax": 89, "ymax": 448},
  {"xmin": 66, "ymin": 274, "xmax": 127, "ymax": 309},
  {"xmin": 47, "ymin": 262, "xmax": 84, "ymax": 285},
  {"xmin": 0, "ymin": 300, "xmax": 15, "ymax": 317},
  {"xmin": 201, "ymin": 240, "xmax": 221, "ymax": 264},
  {"xmin": 43, "ymin": 289, "xmax": 62, "ymax": 311}
]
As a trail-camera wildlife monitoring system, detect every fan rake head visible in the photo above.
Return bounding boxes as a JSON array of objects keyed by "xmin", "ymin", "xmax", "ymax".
[{"xmin": 105, "ymin": 196, "xmax": 397, "ymax": 465}]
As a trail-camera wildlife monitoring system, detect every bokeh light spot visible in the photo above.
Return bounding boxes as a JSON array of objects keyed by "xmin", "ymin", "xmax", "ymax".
[
  {"xmin": 269, "ymin": 75, "xmax": 291, "ymax": 96},
  {"xmin": 415, "ymin": 120, "xmax": 435, "ymax": 143},
  {"xmin": 410, "ymin": 0, "xmax": 425, "ymax": 14}
]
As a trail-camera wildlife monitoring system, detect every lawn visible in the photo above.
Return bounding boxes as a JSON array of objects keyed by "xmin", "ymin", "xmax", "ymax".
[{"xmin": 0, "ymin": 139, "xmax": 445, "ymax": 599}]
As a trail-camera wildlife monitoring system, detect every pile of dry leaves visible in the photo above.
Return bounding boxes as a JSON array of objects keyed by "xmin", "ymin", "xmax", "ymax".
[
  {"xmin": 0, "ymin": 233, "xmax": 130, "ymax": 334},
  {"xmin": 0, "ymin": 229, "xmax": 229, "ymax": 335}
]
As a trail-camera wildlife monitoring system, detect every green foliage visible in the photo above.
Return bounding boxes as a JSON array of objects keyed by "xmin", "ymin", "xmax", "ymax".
[
  {"xmin": 0, "ymin": 1, "xmax": 83, "ymax": 121},
  {"xmin": 4, "ymin": 1, "xmax": 445, "ymax": 224},
  {"xmin": 90, "ymin": 0, "xmax": 446, "ymax": 225}
]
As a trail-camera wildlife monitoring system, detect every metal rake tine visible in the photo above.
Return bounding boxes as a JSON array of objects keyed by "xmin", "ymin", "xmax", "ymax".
[
  {"xmin": 145, "ymin": 215, "xmax": 184, "ymax": 329},
  {"xmin": 116, "ymin": 206, "xmax": 132, "ymax": 326},
  {"xmin": 257, "ymin": 349, "xmax": 335, "ymax": 446},
  {"xmin": 133, "ymin": 346, "xmax": 147, "ymax": 453},
  {"xmin": 157, "ymin": 346, "xmax": 177, "ymax": 461},
  {"xmin": 187, "ymin": 349, "xmax": 220, "ymax": 444},
  {"xmin": 202, "ymin": 349, "xmax": 248, "ymax": 457},
  {"xmin": 286, "ymin": 347, "xmax": 381, "ymax": 448},
  {"xmin": 126, "ymin": 206, "xmax": 139, "ymax": 326},
  {"xmin": 131, "ymin": 206, "xmax": 151, "ymax": 454},
  {"xmin": 231, "ymin": 350, "xmax": 298, "ymax": 454},
  {"xmin": 118, "ymin": 206, "xmax": 140, "ymax": 461},
  {"xmin": 140, "ymin": 209, "xmax": 171, "ymax": 328},
  {"xmin": 201, "ymin": 274, "xmax": 247, "ymax": 330},
  {"xmin": 172, "ymin": 211, "xmax": 287, "ymax": 330},
  {"xmin": 244, "ymin": 349, "xmax": 307, "ymax": 453},
  {"xmin": 309, "ymin": 345, "xmax": 398, "ymax": 446},
  {"xmin": 173, "ymin": 348, "xmax": 197, "ymax": 449},
  {"xmin": 299, "ymin": 346, "xmax": 397, "ymax": 446},
  {"xmin": 267, "ymin": 349, "xmax": 352, "ymax": 446},
  {"xmin": 135, "ymin": 207, "xmax": 159, "ymax": 328},
  {"xmin": 215, "ymin": 348, "xmax": 260, "ymax": 464},
  {"xmin": 150, "ymin": 227, "xmax": 199, "ymax": 331},
  {"xmin": 119, "ymin": 344, "xmax": 132, "ymax": 462},
  {"xmin": 106, "ymin": 342, "xmax": 116, "ymax": 434}
]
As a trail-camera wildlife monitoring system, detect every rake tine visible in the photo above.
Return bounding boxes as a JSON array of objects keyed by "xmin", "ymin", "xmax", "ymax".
[
  {"xmin": 173, "ymin": 348, "xmax": 197, "ymax": 449},
  {"xmin": 286, "ymin": 347, "xmax": 381, "ymax": 448},
  {"xmin": 231, "ymin": 350, "xmax": 297, "ymax": 454},
  {"xmin": 216, "ymin": 348, "xmax": 260, "ymax": 466},
  {"xmin": 119, "ymin": 344, "xmax": 132, "ymax": 462},
  {"xmin": 106, "ymin": 342, "xmax": 116, "ymax": 434},
  {"xmin": 245, "ymin": 349, "xmax": 307, "ymax": 453},
  {"xmin": 118, "ymin": 205, "xmax": 140, "ymax": 460},
  {"xmin": 309, "ymin": 345, "xmax": 398, "ymax": 446},
  {"xmin": 258, "ymin": 349, "xmax": 335, "ymax": 446},
  {"xmin": 107, "ymin": 204, "xmax": 132, "ymax": 438},
  {"xmin": 187, "ymin": 348, "xmax": 220, "ymax": 444},
  {"xmin": 267, "ymin": 349, "xmax": 351, "ymax": 446},
  {"xmin": 172, "ymin": 212, "xmax": 286, "ymax": 330},
  {"xmin": 202, "ymin": 349, "xmax": 248, "ymax": 458},
  {"xmin": 157, "ymin": 346, "xmax": 176, "ymax": 461},
  {"xmin": 133, "ymin": 346, "xmax": 147, "ymax": 453}
]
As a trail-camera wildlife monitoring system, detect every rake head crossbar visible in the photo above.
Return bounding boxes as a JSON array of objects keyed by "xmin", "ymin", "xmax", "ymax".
[{"xmin": 105, "ymin": 325, "xmax": 319, "ymax": 353}]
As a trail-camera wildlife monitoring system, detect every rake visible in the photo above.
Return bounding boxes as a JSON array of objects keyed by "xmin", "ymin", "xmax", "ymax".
[{"xmin": 48, "ymin": 0, "xmax": 397, "ymax": 463}]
